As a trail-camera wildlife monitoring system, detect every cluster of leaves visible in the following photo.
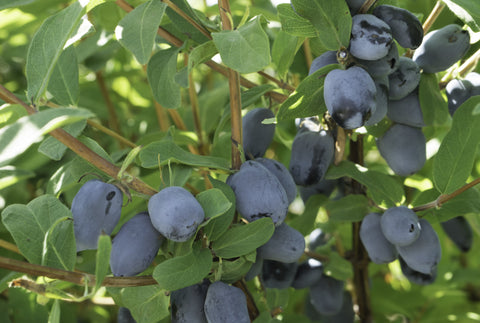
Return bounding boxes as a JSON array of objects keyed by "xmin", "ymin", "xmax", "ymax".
[{"xmin": 0, "ymin": 0, "xmax": 480, "ymax": 322}]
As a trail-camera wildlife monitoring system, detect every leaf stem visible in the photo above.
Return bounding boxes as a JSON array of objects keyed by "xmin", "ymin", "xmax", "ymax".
[
  {"xmin": 0, "ymin": 256, "xmax": 157, "ymax": 287},
  {"xmin": 187, "ymin": 63, "xmax": 207, "ymax": 155},
  {"xmin": 359, "ymin": 0, "xmax": 377, "ymax": 14},
  {"xmin": 412, "ymin": 177, "xmax": 480, "ymax": 212},
  {"xmin": 303, "ymin": 38, "xmax": 313, "ymax": 70},
  {"xmin": 0, "ymin": 84, "xmax": 158, "ymax": 197}
]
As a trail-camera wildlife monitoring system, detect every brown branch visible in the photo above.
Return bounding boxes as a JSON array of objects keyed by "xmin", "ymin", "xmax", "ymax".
[
  {"xmin": 349, "ymin": 135, "xmax": 373, "ymax": 323},
  {"xmin": 303, "ymin": 250, "xmax": 329, "ymax": 262},
  {"xmin": 359, "ymin": 0, "xmax": 377, "ymax": 14},
  {"xmin": 188, "ymin": 66, "xmax": 207, "ymax": 154},
  {"xmin": 219, "ymin": 0, "xmax": 242, "ymax": 171},
  {"xmin": 0, "ymin": 256, "xmax": 157, "ymax": 287},
  {"xmin": 413, "ymin": 177, "xmax": 480, "ymax": 212},
  {"xmin": 95, "ymin": 71, "xmax": 124, "ymax": 147},
  {"xmin": 0, "ymin": 85, "xmax": 158, "ymax": 197},
  {"xmin": 154, "ymin": 102, "xmax": 171, "ymax": 131}
]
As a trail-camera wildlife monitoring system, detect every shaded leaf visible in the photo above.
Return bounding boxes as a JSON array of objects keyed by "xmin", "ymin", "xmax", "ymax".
[
  {"xmin": 325, "ymin": 195, "xmax": 369, "ymax": 222},
  {"xmin": 212, "ymin": 16, "xmax": 270, "ymax": 73},
  {"xmin": 95, "ymin": 234, "xmax": 112, "ymax": 292},
  {"xmin": 48, "ymin": 45, "xmax": 79, "ymax": 106},
  {"xmin": 147, "ymin": 47, "xmax": 181, "ymax": 109},
  {"xmin": 277, "ymin": 3, "xmax": 318, "ymax": 38},
  {"xmin": 433, "ymin": 97, "xmax": 480, "ymax": 194},
  {"xmin": 116, "ymin": 0, "xmax": 167, "ymax": 64},
  {"xmin": 212, "ymin": 217, "xmax": 275, "ymax": 258}
]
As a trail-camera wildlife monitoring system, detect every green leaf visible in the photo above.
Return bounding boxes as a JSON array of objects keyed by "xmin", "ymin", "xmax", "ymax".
[
  {"xmin": 47, "ymin": 300, "xmax": 60, "ymax": 323},
  {"xmin": 0, "ymin": 166, "xmax": 35, "ymax": 190},
  {"xmin": 95, "ymin": 234, "xmax": 112, "ymax": 292},
  {"xmin": 418, "ymin": 73, "xmax": 449, "ymax": 126},
  {"xmin": 212, "ymin": 16, "xmax": 271, "ymax": 73},
  {"xmin": 188, "ymin": 40, "xmax": 218, "ymax": 74},
  {"xmin": 111, "ymin": 285, "xmax": 170, "ymax": 323},
  {"xmin": 48, "ymin": 46, "xmax": 79, "ymax": 106},
  {"xmin": 0, "ymin": 0, "xmax": 36, "ymax": 10},
  {"xmin": 272, "ymin": 31, "xmax": 304, "ymax": 79},
  {"xmin": 139, "ymin": 139, "xmax": 230, "ymax": 171},
  {"xmin": 165, "ymin": 0, "xmax": 210, "ymax": 44},
  {"xmin": 116, "ymin": 0, "xmax": 167, "ymax": 64},
  {"xmin": 277, "ymin": 3, "xmax": 318, "ymax": 38},
  {"xmin": 117, "ymin": 145, "xmax": 143, "ymax": 180},
  {"xmin": 26, "ymin": 1, "xmax": 90, "ymax": 104},
  {"xmin": 276, "ymin": 64, "xmax": 339, "ymax": 120},
  {"xmin": 214, "ymin": 253, "xmax": 255, "ymax": 283},
  {"xmin": 324, "ymin": 194, "xmax": 369, "ymax": 222},
  {"xmin": 326, "ymin": 160, "xmax": 404, "ymax": 208},
  {"xmin": 291, "ymin": 0, "xmax": 352, "ymax": 50},
  {"xmin": 38, "ymin": 120, "xmax": 87, "ymax": 161},
  {"xmin": 202, "ymin": 177, "xmax": 236, "ymax": 241},
  {"xmin": 147, "ymin": 47, "xmax": 181, "ymax": 109},
  {"xmin": 323, "ymin": 252, "xmax": 353, "ymax": 280},
  {"xmin": 1, "ymin": 195, "xmax": 76, "ymax": 270},
  {"xmin": 212, "ymin": 217, "xmax": 275, "ymax": 258},
  {"xmin": 196, "ymin": 188, "xmax": 232, "ymax": 222},
  {"xmin": 158, "ymin": 163, "xmax": 192, "ymax": 190},
  {"xmin": 0, "ymin": 107, "xmax": 93, "ymax": 166},
  {"xmin": 153, "ymin": 246, "xmax": 212, "ymax": 291},
  {"xmin": 290, "ymin": 194, "xmax": 328, "ymax": 236},
  {"xmin": 443, "ymin": 0, "xmax": 480, "ymax": 32},
  {"xmin": 433, "ymin": 97, "xmax": 480, "ymax": 194}
]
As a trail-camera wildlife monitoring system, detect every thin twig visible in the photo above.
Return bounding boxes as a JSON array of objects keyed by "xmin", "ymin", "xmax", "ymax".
[
  {"xmin": 154, "ymin": 102, "xmax": 171, "ymax": 131},
  {"xmin": 413, "ymin": 177, "xmax": 480, "ymax": 212},
  {"xmin": 115, "ymin": 0, "xmax": 290, "ymax": 103},
  {"xmin": 219, "ymin": 0, "xmax": 242, "ymax": 171},
  {"xmin": 95, "ymin": 71, "xmax": 124, "ymax": 147},
  {"xmin": 422, "ymin": 1, "xmax": 445, "ymax": 34},
  {"xmin": 188, "ymin": 65, "xmax": 206, "ymax": 154},
  {"xmin": 359, "ymin": 0, "xmax": 377, "ymax": 14},
  {"xmin": 303, "ymin": 38, "xmax": 313, "ymax": 70},
  {"xmin": 0, "ymin": 256, "xmax": 157, "ymax": 287},
  {"xmin": 0, "ymin": 239, "xmax": 21, "ymax": 255},
  {"xmin": 0, "ymin": 85, "xmax": 158, "ymax": 197}
]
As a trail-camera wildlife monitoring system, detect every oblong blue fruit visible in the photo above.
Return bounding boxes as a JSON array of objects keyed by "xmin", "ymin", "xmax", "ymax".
[
  {"xmin": 309, "ymin": 274, "xmax": 345, "ymax": 315},
  {"xmin": 258, "ymin": 223, "xmax": 305, "ymax": 263},
  {"xmin": 399, "ymin": 255, "xmax": 437, "ymax": 285},
  {"xmin": 376, "ymin": 123, "xmax": 426, "ymax": 176},
  {"xmin": 242, "ymin": 108, "xmax": 275, "ymax": 159},
  {"xmin": 227, "ymin": 160, "xmax": 288, "ymax": 226},
  {"xmin": 291, "ymin": 258, "xmax": 323, "ymax": 289},
  {"xmin": 255, "ymin": 158, "xmax": 297, "ymax": 204},
  {"xmin": 388, "ymin": 57, "xmax": 421, "ymax": 100},
  {"xmin": 204, "ymin": 281, "xmax": 249, "ymax": 323},
  {"xmin": 261, "ymin": 259, "xmax": 298, "ymax": 289},
  {"xmin": 387, "ymin": 90, "xmax": 424, "ymax": 127},
  {"xmin": 373, "ymin": 5, "xmax": 423, "ymax": 49},
  {"xmin": 446, "ymin": 79, "xmax": 474, "ymax": 116},
  {"xmin": 110, "ymin": 212, "xmax": 163, "ymax": 277},
  {"xmin": 380, "ymin": 206, "xmax": 421, "ymax": 247},
  {"xmin": 440, "ymin": 216, "xmax": 473, "ymax": 252},
  {"xmin": 289, "ymin": 129, "xmax": 335, "ymax": 186},
  {"xmin": 350, "ymin": 14, "xmax": 393, "ymax": 60},
  {"xmin": 413, "ymin": 24, "xmax": 470, "ymax": 74},
  {"xmin": 171, "ymin": 280, "xmax": 209, "ymax": 323},
  {"xmin": 397, "ymin": 219, "xmax": 441, "ymax": 275},
  {"xmin": 309, "ymin": 51, "xmax": 338, "ymax": 75},
  {"xmin": 357, "ymin": 42, "xmax": 399, "ymax": 78},
  {"xmin": 365, "ymin": 77, "xmax": 389, "ymax": 126},
  {"xmin": 360, "ymin": 213, "xmax": 397, "ymax": 264},
  {"xmin": 324, "ymin": 67, "xmax": 376, "ymax": 129},
  {"xmin": 148, "ymin": 186, "xmax": 205, "ymax": 242},
  {"xmin": 72, "ymin": 179, "xmax": 123, "ymax": 251}
]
